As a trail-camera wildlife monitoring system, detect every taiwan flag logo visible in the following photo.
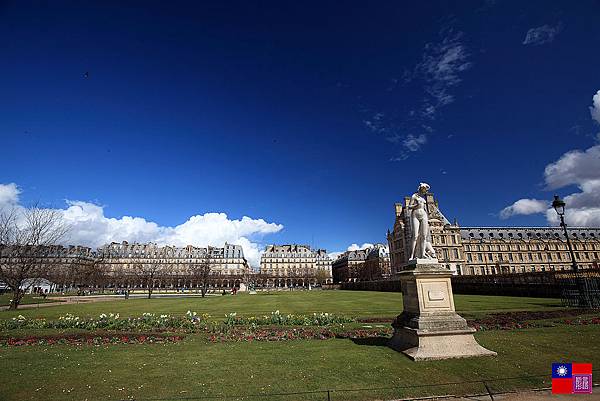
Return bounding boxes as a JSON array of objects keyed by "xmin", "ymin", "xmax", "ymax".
[{"xmin": 552, "ymin": 363, "xmax": 593, "ymax": 394}]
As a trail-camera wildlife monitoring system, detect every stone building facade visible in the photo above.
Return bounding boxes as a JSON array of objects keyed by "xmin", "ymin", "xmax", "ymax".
[
  {"xmin": 331, "ymin": 244, "xmax": 390, "ymax": 283},
  {"xmin": 97, "ymin": 241, "xmax": 251, "ymax": 289},
  {"xmin": 259, "ymin": 244, "xmax": 332, "ymax": 287},
  {"xmin": 388, "ymin": 190, "xmax": 600, "ymax": 275},
  {"xmin": 0, "ymin": 245, "xmax": 98, "ymax": 293}
]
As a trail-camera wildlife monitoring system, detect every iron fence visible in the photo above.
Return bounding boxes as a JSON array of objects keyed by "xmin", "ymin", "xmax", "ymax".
[{"xmin": 558, "ymin": 270, "xmax": 600, "ymax": 308}]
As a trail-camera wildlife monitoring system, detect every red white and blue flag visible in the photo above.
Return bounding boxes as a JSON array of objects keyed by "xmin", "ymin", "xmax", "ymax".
[{"xmin": 552, "ymin": 363, "xmax": 593, "ymax": 394}]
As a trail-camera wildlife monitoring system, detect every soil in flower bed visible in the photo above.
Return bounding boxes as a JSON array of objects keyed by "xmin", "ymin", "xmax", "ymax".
[
  {"xmin": 466, "ymin": 308, "xmax": 598, "ymax": 330},
  {"xmin": 0, "ymin": 331, "xmax": 184, "ymax": 347},
  {"xmin": 357, "ymin": 317, "xmax": 395, "ymax": 323},
  {"xmin": 359, "ymin": 309, "xmax": 599, "ymax": 331}
]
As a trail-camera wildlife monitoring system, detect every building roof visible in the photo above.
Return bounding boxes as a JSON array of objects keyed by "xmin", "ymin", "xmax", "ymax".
[{"xmin": 460, "ymin": 227, "xmax": 600, "ymax": 241}]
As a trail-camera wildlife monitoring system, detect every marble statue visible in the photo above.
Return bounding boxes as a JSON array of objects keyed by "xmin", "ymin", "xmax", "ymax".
[
  {"xmin": 408, "ymin": 182, "xmax": 437, "ymax": 260},
  {"xmin": 389, "ymin": 182, "xmax": 496, "ymax": 360}
]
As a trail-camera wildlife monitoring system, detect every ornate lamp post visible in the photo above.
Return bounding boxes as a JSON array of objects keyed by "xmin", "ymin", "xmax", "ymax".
[{"xmin": 552, "ymin": 195, "xmax": 578, "ymax": 272}]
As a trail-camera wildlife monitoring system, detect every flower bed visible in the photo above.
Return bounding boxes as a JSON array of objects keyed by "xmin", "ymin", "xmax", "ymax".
[
  {"xmin": 561, "ymin": 317, "xmax": 600, "ymax": 325},
  {"xmin": 0, "ymin": 311, "xmax": 354, "ymax": 332},
  {"xmin": 0, "ymin": 333, "xmax": 184, "ymax": 347},
  {"xmin": 1, "ymin": 312, "xmax": 206, "ymax": 331},
  {"xmin": 223, "ymin": 310, "xmax": 354, "ymax": 327}
]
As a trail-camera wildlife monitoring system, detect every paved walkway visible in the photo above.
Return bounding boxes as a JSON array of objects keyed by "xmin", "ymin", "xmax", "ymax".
[
  {"xmin": 434, "ymin": 388, "xmax": 598, "ymax": 400},
  {"xmin": 0, "ymin": 293, "xmax": 221, "ymax": 311}
]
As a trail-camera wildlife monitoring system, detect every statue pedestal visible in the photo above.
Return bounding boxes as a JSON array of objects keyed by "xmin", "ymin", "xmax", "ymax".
[{"xmin": 389, "ymin": 261, "xmax": 496, "ymax": 361}]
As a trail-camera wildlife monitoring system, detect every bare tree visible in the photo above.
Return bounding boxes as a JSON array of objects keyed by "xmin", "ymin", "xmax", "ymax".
[
  {"xmin": 187, "ymin": 252, "xmax": 212, "ymax": 297},
  {"xmin": 132, "ymin": 258, "xmax": 164, "ymax": 299},
  {"xmin": 315, "ymin": 268, "xmax": 329, "ymax": 285},
  {"xmin": 0, "ymin": 206, "xmax": 70, "ymax": 309}
]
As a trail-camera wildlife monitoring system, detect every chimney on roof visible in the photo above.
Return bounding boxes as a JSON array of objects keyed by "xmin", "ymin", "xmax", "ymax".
[{"xmin": 395, "ymin": 203, "xmax": 403, "ymax": 217}]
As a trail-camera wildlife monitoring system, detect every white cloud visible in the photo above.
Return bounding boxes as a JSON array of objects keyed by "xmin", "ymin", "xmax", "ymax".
[
  {"xmin": 403, "ymin": 134, "xmax": 427, "ymax": 152},
  {"xmin": 347, "ymin": 243, "xmax": 374, "ymax": 251},
  {"xmin": 499, "ymin": 144, "xmax": 600, "ymax": 226},
  {"xmin": 366, "ymin": 27, "xmax": 471, "ymax": 162},
  {"xmin": 416, "ymin": 28, "xmax": 472, "ymax": 113},
  {"xmin": 522, "ymin": 24, "xmax": 562, "ymax": 46},
  {"xmin": 590, "ymin": 90, "xmax": 600, "ymax": 125},
  {"xmin": 0, "ymin": 185, "xmax": 283, "ymax": 267},
  {"xmin": 500, "ymin": 199, "xmax": 548, "ymax": 219},
  {"xmin": 499, "ymin": 90, "xmax": 600, "ymax": 226},
  {"xmin": 0, "ymin": 183, "xmax": 20, "ymax": 206}
]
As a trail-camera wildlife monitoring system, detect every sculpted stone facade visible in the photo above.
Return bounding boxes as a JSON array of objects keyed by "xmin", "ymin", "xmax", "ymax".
[
  {"xmin": 259, "ymin": 244, "xmax": 332, "ymax": 287},
  {"xmin": 388, "ymin": 191, "xmax": 600, "ymax": 275}
]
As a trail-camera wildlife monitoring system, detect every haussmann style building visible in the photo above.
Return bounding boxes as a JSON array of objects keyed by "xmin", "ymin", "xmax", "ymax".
[
  {"xmin": 96, "ymin": 241, "xmax": 251, "ymax": 289},
  {"xmin": 259, "ymin": 244, "xmax": 333, "ymax": 287},
  {"xmin": 332, "ymin": 244, "xmax": 390, "ymax": 283},
  {"xmin": 388, "ymin": 190, "xmax": 600, "ymax": 276}
]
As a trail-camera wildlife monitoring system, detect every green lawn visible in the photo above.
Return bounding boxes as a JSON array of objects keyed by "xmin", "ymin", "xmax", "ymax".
[
  {"xmin": 0, "ymin": 294, "xmax": 61, "ymax": 308},
  {"xmin": 0, "ymin": 291, "xmax": 596, "ymax": 401},
  {"xmin": 0, "ymin": 291, "xmax": 564, "ymax": 320},
  {"xmin": 1, "ymin": 324, "xmax": 598, "ymax": 401}
]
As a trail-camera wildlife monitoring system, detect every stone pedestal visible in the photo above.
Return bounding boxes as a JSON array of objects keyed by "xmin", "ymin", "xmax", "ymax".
[{"xmin": 389, "ymin": 261, "xmax": 496, "ymax": 361}]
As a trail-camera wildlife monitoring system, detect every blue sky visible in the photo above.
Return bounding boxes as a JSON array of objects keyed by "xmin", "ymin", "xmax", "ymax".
[{"xmin": 1, "ymin": 1, "xmax": 600, "ymax": 265}]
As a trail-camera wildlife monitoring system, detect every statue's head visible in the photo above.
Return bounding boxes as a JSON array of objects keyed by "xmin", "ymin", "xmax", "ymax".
[{"xmin": 418, "ymin": 182, "xmax": 430, "ymax": 194}]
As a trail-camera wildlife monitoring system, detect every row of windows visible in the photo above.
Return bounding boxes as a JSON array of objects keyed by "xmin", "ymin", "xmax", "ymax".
[
  {"xmin": 264, "ymin": 252, "xmax": 312, "ymax": 257},
  {"xmin": 465, "ymin": 251, "xmax": 600, "ymax": 263},
  {"xmin": 470, "ymin": 264, "xmax": 596, "ymax": 275},
  {"xmin": 464, "ymin": 242, "xmax": 598, "ymax": 252}
]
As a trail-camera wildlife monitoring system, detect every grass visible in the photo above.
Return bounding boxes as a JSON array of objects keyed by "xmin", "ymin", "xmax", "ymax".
[
  {"xmin": 0, "ymin": 291, "xmax": 596, "ymax": 401},
  {"xmin": 1, "ymin": 325, "xmax": 599, "ymax": 401},
  {"xmin": 0, "ymin": 291, "xmax": 564, "ymax": 320},
  {"xmin": 0, "ymin": 293, "xmax": 61, "ymax": 308}
]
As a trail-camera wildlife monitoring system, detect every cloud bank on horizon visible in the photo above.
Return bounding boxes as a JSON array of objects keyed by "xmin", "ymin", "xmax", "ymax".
[
  {"xmin": 0, "ymin": 184, "xmax": 283, "ymax": 267},
  {"xmin": 500, "ymin": 90, "xmax": 600, "ymax": 226}
]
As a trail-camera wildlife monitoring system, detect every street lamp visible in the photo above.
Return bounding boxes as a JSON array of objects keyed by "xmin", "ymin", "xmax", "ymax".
[{"xmin": 552, "ymin": 195, "xmax": 578, "ymax": 272}]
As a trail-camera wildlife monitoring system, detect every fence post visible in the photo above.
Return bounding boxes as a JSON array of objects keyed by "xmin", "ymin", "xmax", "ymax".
[
  {"xmin": 327, "ymin": 389, "xmax": 331, "ymax": 401},
  {"xmin": 483, "ymin": 381, "xmax": 495, "ymax": 401}
]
